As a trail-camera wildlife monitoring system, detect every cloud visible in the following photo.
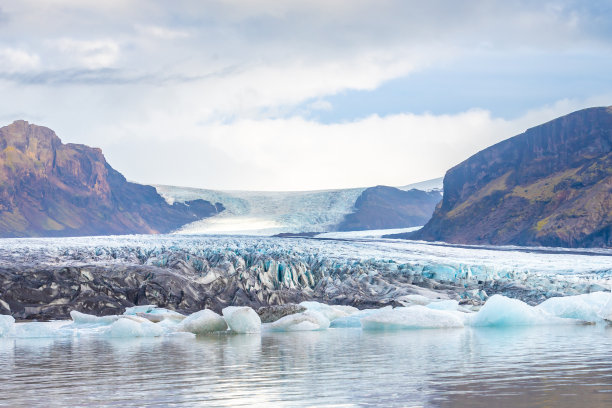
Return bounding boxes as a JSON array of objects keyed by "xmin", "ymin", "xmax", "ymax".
[
  {"xmin": 0, "ymin": 1, "xmax": 610, "ymax": 190},
  {"xmin": 0, "ymin": 48, "xmax": 40, "ymax": 72},
  {"xmin": 48, "ymin": 38, "xmax": 120, "ymax": 69},
  {"xmin": 70, "ymin": 95, "xmax": 612, "ymax": 191},
  {"xmin": 135, "ymin": 24, "xmax": 190, "ymax": 40}
]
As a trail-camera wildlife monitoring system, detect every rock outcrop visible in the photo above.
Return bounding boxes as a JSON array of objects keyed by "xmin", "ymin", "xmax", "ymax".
[
  {"xmin": 0, "ymin": 120, "xmax": 223, "ymax": 237},
  {"xmin": 406, "ymin": 106, "xmax": 612, "ymax": 247},
  {"xmin": 337, "ymin": 186, "xmax": 441, "ymax": 231}
]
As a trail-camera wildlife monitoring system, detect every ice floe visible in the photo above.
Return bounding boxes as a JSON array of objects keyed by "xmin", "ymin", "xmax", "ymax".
[
  {"xmin": 4, "ymin": 293, "xmax": 612, "ymax": 339},
  {"xmin": 266, "ymin": 310, "xmax": 330, "ymax": 332},
  {"xmin": 330, "ymin": 307, "xmax": 392, "ymax": 328},
  {"xmin": 0, "ymin": 315, "xmax": 14, "ymax": 337},
  {"xmin": 103, "ymin": 318, "xmax": 166, "ymax": 338},
  {"xmin": 468, "ymin": 295, "xmax": 580, "ymax": 327},
  {"xmin": 299, "ymin": 301, "xmax": 350, "ymax": 322},
  {"xmin": 177, "ymin": 309, "xmax": 228, "ymax": 335},
  {"xmin": 536, "ymin": 292, "xmax": 612, "ymax": 323},
  {"xmin": 361, "ymin": 306, "xmax": 465, "ymax": 330},
  {"xmin": 222, "ymin": 306, "xmax": 261, "ymax": 333}
]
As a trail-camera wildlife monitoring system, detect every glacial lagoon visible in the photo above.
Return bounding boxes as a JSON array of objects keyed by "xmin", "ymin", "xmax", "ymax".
[
  {"xmin": 2, "ymin": 325, "xmax": 612, "ymax": 407},
  {"xmin": 2, "ymin": 235, "xmax": 612, "ymax": 406}
]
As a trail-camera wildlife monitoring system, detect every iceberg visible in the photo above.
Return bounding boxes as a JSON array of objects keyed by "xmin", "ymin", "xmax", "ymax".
[
  {"xmin": 299, "ymin": 301, "xmax": 350, "ymax": 322},
  {"xmin": 266, "ymin": 310, "xmax": 330, "ymax": 332},
  {"xmin": 103, "ymin": 318, "xmax": 166, "ymax": 338},
  {"xmin": 70, "ymin": 311, "xmax": 120, "ymax": 325},
  {"xmin": 536, "ymin": 292, "xmax": 612, "ymax": 323},
  {"xmin": 330, "ymin": 307, "xmax": 392, "ymax": 328},
  {"xmin": 426, "ymin": 300, "xmax": 460, "ymax": 311},
  {"xmin": 123, "ymin": 305, "xmax": 185, "ymax": 323},
  {"xmin": 468, "ymin": 295, "xmax": 579, "ymax": 327},
  {"xmin": 12, "ymin": 321, "xmax": 73, "ymax": 339},
  {"xmin": 222, "ymin": 306, "xmax": 261, "ymax": 333},
  {"xmin": 0, "ymin": 315, "xmax": 15, "ymax": 337},
  {"xmin": 361, "ymin": 306, "xmax": 465, "ymax": 330},
  {"xmin": 177, "ymin": 309, "xmax": 228, "ymax": 334}
]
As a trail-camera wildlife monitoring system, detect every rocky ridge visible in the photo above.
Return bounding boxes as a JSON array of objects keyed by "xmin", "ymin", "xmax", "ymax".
[
  {"xmin": 0, "ymin": 120, "xmax": 223, "ymax": 237},
  {"xmin": 405, "ymin": 106, "xmax": 612, "ymax": 247}
]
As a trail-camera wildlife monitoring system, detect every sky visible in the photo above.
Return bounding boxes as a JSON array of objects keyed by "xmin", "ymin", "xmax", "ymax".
[{"xmin": 0, "ymin": 0, "xmax": 611, "ymax": 191}]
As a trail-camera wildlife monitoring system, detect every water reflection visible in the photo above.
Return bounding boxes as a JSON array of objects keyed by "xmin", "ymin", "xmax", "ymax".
[{"xmin": 1, "ymin": 327, "xmax": 612, "ymax": 407}]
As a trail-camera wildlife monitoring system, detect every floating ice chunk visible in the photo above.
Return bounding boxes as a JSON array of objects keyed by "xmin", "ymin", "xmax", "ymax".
[
  {"xmin": 536, "ymin": 292, "xmax": 612, "ymax": 323},
  {"xmin": 12, "ymin": 321, "xmax": 73, "ymax": 338},
  {"xmin": 166, "ymin": 331, "xmax": 196, "ymax": 339},
  {"xmin": 222, "ymin": 306, "xmax": 261, "ymax": 333},
  {"xmin": 299, "ymin": 301, "xmax": 349, "ymax": 321},
  {"xmin": 361, "ymin": 306, "xmax": 464, "ymax": 330},
  {"xmin": 0, "ymin": 315, "xmax": 14, "ymax": 337},
  {"xmin": 396, "ymin": 294, "xmax": 431, "ymax": 306},
  {"xmin": 124, "ymin": 305, "xmax": 185, "ymax": 323},
  {"xmin": 70, "ymin": 311, "xmax": 119, "ymax": 325},
  {"xmin": 469, "ymin": 295, "xmax": 579, "ymax": 327},
  {"xmin": 177, "ymin": 309, "xmax": 228, "ymax": 335},
  {"xmin": 329, "ymin": 305, "xmax": 359, "ymax": 315},
  {"xmin": 599, "ymin": 296, "xmax": 612, "ymax": 322},
  {"xmin": 266, "ymin": 310, "xmax": 330, "ymax": 331},
  {"xmin": 330, "ymin": 307, "xmax": 392, "ymax": 328},
  {"xmin": 124, "ymin": 305, "xmax": 158, "ymax": 315},
  {"xmin": 137, "ymin": 311, "xmax": 185, "ymax": 323},
  {"xmin": 426, "ymin": 300, "xmax": 460, "ymax": 311},
  {"xmin": 103, "ymin": 318, "xmax": 165, "ymax": 338}
]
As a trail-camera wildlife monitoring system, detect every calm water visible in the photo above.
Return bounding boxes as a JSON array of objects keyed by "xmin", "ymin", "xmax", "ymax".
[{"xmin": 2, "ymin": 326, "xmax": 612, "ymax": 407}]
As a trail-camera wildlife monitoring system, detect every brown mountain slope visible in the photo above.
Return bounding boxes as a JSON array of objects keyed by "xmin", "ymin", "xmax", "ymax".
[
  {"xmin": 337, "ymin": 186, "xmax": 441, "ymax": 231},
  {"xmin": 0, "ymin": 120, "xmax": 223, "ymax": 237},
  {"xmin": 409, "ymin": 106, "xmax": 612, "ymax": 248}
]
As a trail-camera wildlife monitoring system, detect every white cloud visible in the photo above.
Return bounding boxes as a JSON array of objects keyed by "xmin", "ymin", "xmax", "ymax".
[
  {"xmin": 78, "ymin": 96, "xmax": 611, "ymax": 191},
  {"xmin": 135, "ymin": 24, "xmax": 190, "ymax": 40},
  {"xmin": 49, "ymin": 38, "xmax": 120, "ymax": 69},
  {"xmin": 0, "ymin": 1, "xmax": 610, "ymax": 190},
  {"xmin": 0, "ymin": 48, "xmax": 40, "ymax": 72}
]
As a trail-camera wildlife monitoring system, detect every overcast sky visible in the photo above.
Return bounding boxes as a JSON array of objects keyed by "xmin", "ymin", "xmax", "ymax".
[{"xmin": 1, "ymin": 0, "xmax": 611, "ymax": 190}]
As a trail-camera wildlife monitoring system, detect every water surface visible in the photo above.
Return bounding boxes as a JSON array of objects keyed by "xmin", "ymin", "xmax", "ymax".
[{"xmin": 2, "ymin": 326, "xmax": 612, "ymax": 407}]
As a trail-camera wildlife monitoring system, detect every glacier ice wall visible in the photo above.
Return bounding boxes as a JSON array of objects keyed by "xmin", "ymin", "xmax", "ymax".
[{"xmin": 0, "ymin": 234, "xmax": 611, "ymax": 319}]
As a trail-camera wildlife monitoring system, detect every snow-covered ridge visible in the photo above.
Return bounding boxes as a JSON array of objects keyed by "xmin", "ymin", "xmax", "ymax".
[{"xmin": 397, "ymin": 177, "xmax": 443, "ymax": 192}]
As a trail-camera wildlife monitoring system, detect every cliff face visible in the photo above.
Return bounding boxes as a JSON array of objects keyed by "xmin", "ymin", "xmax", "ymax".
[
  {"xmin": 413, "ymin": 106, "xmax": 612, "ymax": 247},
  {"xmin": 337, "ymin": 186, "xmax": 441, "ymax": 231},
  {"xmin": 0, "ymin": 120, "xmax": 222, "ymax": 237}
]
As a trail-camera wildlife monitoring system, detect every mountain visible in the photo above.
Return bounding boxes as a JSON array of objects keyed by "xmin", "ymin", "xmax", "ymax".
[
  {"xmin": 337, "ymin": 186, "xmax": 441, "ymax": 231},
  {"xmin": 0, "ymin": 120, "xmax": 223, "ymax": 237},
  {"xmin": 397, "ymin": 177, "xmax": 443, "ymax": 192},
  {"xmin": 403, "ymin": 106, "xmax": 612, "ymax": 247},
  {"xmin": 155, "ymin": 184, "xmax": 441, "ymax": 235}
]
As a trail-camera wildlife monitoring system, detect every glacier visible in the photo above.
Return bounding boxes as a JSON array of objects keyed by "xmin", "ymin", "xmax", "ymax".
[
  {"xmin": 1, "ymin": 234, "xmax": 611, "ymax": 321},
  {"xmin": 154, "ymin": 185, "xmax": 366, "ymax": 235}
]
